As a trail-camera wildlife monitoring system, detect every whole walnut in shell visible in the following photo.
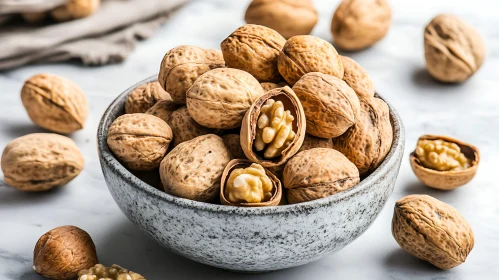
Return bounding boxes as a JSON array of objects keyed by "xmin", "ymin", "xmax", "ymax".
[
  {"xmin": 51, "ymin": 0, "xmax": 100, "ymax": 22},
  {"xmin": 299, "ymin": 134, "xmax": 334, "ymax": 152},
  {"xmin": 392, "ymin": 194, "xmax": 474, "ymax": 270},
  {"xmin": 278, "ymin": 35, "xmax": 344, "ymax": 85},
  {"xmin": 293, "ymin": 72, "xmax": 360, "ymax": 138},
  {"xmin": 159, "ymin": 45, "xmax": 225, "ymax": 104},
  {"xmin": 160, "ymin": 134, "xmax": 231, "ymax": 202},
  {"xmin": 341, "ymin": 56, "xmax": 375, "ymax": 98},
  {"xmin": 125, "ymin": 81, "xmax": 171, "ymax": 114},
  {"xmin": 186, "ymin": 68, "xmax": 265, "ymax": 129},
  {"xmin": 107, "ymin": 113, "xmax": 173, "ymax": 171},
  {"xmin": 222, "ymin": 134, "xmax": 246, "ymax": 159},
  {"xmin": 145, "ymin": 99, "xmax": 182, "ymax": 124},
  {"xmin": 245, "ymin": 0, "xmax": 318, "ymax": 39},
  {"xmin": 261, "ymin": 82, "xmax": 289, "ymax": 92},
  {"xmin": 221, "ymin": 24, "xmax": 286, "ymax": 82},
  {"xmin": 331, "ymin": 0, "xmax": 392, "ymax": 51},
  {"xmin": 170, "ymin": 107, "xmax": 219, "ymax": 147},
  {"xmin": 424, "ymin": 14, "xmax": 485, "ymax": 83},
  {"xmin": 21, "ymin": 73, "xmax": 88, "ymax": 134},
  {"xmin": 1, "ymin": 133, "xmax": 84, "ymax": 192},
  {"xmin": 34, "ymin": 226, "xmax": 98, "ymax": 280},
  {"xmin": 283, "ymin": 148, "xmax": 360, "ymax": 204},
  {"xmin": 334, "ymin": 97, "xmax": 392, "ymax": 177}
]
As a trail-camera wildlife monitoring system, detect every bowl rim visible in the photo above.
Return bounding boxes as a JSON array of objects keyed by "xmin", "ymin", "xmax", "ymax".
[{"xmin": 98, "ymin": 75, "xmax": 405, "ymax": 215}]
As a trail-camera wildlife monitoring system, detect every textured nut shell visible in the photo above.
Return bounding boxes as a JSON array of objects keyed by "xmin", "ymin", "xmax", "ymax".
[
  {"xmin": 186, "ymin": 68, "xmax": 265, "ymax": 129},
  {"xmin": 220, "ymin": 159, "xmax": 282, "ymax": 207},
  {"xmin": 125, "ymin": 82, "xmax": 171, "ymax": 114},
  {"xmin": 107, "ymin": 114, "xmax": 173, "ymax": 171},
  {"xmin": 260, "ymin": 82, "xmax": 289, "ymax": 92},
  {"xmin": 33, "ymin": 226, "xmax": 98, "ymax": 280},
  {"xmin": 341, "ymin": 56, "xmax": 375, "ymax": 98},
  {"xmin": 392, "ymin": 194, "xmax": 474, "ymax": 270},
  {"xmin": 244, "ymin": 0, "xmax": 318, "ymax": 39},
  {"xmin": 331, "ymin": 0, "xmax": 392, "ymax": 51},
  {"xmin": 293, "ymin": 72, "xmax": 360, "ymax": 138},
  {"xmin": 160, "ymin": 134, "xmax": 231, "ymax": 202},
  {"xmin": 170, "ymin": 107, "xmax": 218, "ymax": 147},
  {"xmin": 221, "ymin": 24, "xmax": 286, "ymax": 82},
  {"xmin": 51, "ymin": 0, "xmax": 100, "ymax": 22},
  {"xmin": 278, "ymin": 35, "xmax": 344, "ymax": 85},
  {"xmin": 1, "ymin": 133, "xmax": 84, "ymax": 192},
  {"xmin": 145, "ymin": 99, "xmax": 182, "ymax": 124},
  {"xmin": 240, "ymin": 86, "xmax": 306, "ymax": 167},
  {"xmin": 222, "ymin": 134, "xmax": 246, "ymax": 159},
  {"xmin": 299, "ymin": 134, "xmax": 334, "ymax": 152},
  {"xmin": 410, "ymin": 135, "xmax": 479, "ymax": 190},
  {"xmin": 21, "ymin": 73, "xmax": 88, "ymax": 134},
  {"xmin": 283, "ymin": 148, "xmax": 360, "ymax": 204},
  {"xmin": 158, "ymin": 45, "xmax": 225, "ymax": 104},
  {"xmin": 424, "ymin": 14, "xmax": 486, "ymax": 83}
]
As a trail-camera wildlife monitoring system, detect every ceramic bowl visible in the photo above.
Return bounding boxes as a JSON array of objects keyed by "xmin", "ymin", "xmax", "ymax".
[{"xmin": 97, "ymin": 75, "xmax": 405, "ymax": 272}]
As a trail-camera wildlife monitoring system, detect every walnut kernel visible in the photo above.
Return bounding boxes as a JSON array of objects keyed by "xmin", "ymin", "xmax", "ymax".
[
  {"xmin": 225, "ymin": 163, "xmax": 273, "ymax": 203},
  {"xmin": 78, "ymin": 264, "xmax": 145, "ymax": 280},
  {"xmin": 415, "ymin": 139, "xmax": 471, "ymax": 171}
]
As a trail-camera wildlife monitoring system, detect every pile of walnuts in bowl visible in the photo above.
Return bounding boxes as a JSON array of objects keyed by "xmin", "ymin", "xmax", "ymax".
[{"xmin": 106, "ymin": 23, "xmax": 394, "ymax": 207}]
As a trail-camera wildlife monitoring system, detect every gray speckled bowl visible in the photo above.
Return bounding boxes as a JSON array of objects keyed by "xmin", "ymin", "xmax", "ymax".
[{"xmin": 97, "ymin": 75, "xmax": 405, "ymax": 272}]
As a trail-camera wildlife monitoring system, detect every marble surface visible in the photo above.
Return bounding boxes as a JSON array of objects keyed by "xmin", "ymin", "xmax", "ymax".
[{"xmin": 0, "ymin": 0, "xmax": 498, "ymax": 279}]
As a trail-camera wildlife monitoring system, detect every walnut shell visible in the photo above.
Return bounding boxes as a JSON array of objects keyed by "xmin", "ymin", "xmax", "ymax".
[
  {"xmin": 293, "ymin": 72, "xmax": 360, "ymax": 138},
  {"xmin": 424, "ymin": 14, "xmax": 486, "ymax": 83},
  {"xmin": 334, "ymin": 97, "xmax": 393, "ymax": 177},
  {"xmin": 283, "ymin": 148, "xmax": 360, "ymax": 204},
  {"xmin": 240, "ymin": 86, "xmax": 306, "ymax": 167},
  {"xmin": 299, "ymin": 134, "xmax": 334, "ymax": 152},
  {"xmin": 260, "ymin": 81, "xmax": 289, "ymax": 92},
  {"xmin": 1, "ymin": 133, "xmax": 84, "ymax": 192},
  {"xmin": 107, "ymin": 113, "xmax": 173, "ymax": 171},
  {"xmin": 51, "ymin": 0, "xmax": 101, "ymax": 22},
  {"xmin": 221, "ymin": 24, "xmax": 286, "ymax": 82},
  {"xmin": 278, "ymin": 35, "xmax": 344, "ymax": 86},
  {"xmin": 125, "ymin": 81, "xmax": 171, "ymax": 114},
  {"xmin": 21, "ymin": 73, "xmax": 88, "ymax": 134},
  {"xmin": 170, "ymin": 107, "xmax": 219, "ymax": 147},
  {"xmin": 392, "ymin": 194, "xmax": 474, "ymax": 270},
  {"xmin": 158, "ymin": 45, "xmax": 225, "ymax": 104},
  {"xmin": 34, "ymin": 226, "xmax": 98, "ymax": 280},
  {"xmin": 244, "ymin": 0, "xmax": 318, "ymax": 39},
  {"xmin": 160, "ymin": 134, "xmax": 231, "ymax": 202},
  {"xmin": 145, "ymin": 99, "xmax": 182, "ymax": 124},
  {"xmin": 341, "ymin": 56, "xmax": 375, "ymax": 98},
  {"xmin": 410, "ymin": 135, "xmax": 479, "ymax": 190},
  {"xmin": 331, "ymin": 0, "xmax": 392, "ymax": 51},
  {"xmin": 186, "ymin": 68, "xmax": 265, "ymax": 129},
  {"xmin": 222, "ymin": 134, "xmax": 246, "ymax": 159},
  {"xmin": 220, "ymin": 159, "xmax": 282, "ymax": 207}
]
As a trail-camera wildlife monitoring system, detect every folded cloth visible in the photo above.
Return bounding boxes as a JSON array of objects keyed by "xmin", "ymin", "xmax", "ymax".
[{"xmin": 0, "ymin": 0, "xmax": 188, "ymax": 70}]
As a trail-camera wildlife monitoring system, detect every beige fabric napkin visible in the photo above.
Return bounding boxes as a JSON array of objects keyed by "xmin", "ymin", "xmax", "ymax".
[{"xmin": 0, "ymin": 0, "xmax": 188, "ymax": 70}]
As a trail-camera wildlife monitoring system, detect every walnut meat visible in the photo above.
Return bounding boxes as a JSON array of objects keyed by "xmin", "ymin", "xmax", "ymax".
[
  {"xmin": 125, "ymin": 81, "xmax": 171, "ymax": 114},
  {"xmin": 341, "ymin": 56, "xmax": 375, "ymax": 98},
  {"xmin": 331, "ymin": 0, "xmax": 392, "ymax": 51},
  {"xmin": 78, "ymin": 264, "xmax": 145, "ymax": 280},
  {"xmin": 244, "ymin": 0, "xmax": 318, "ymax": 39},
  {"xmin": 159, "ymin": 45, "xmax": 225, "ymax": 104},
  {"xmin": 186, "ymin": 68, "xmax": 265, "ymax": 129},
  {"xmin": 1, "ymin": 133, "xmax": 84, "ymax": 192},
  {"xmin": 293, "ymin": 72, "xmax": 360, "ymax": 138},
  {"xmin": 145, "ymin": 99, "xmax": 182, "ymax": 124},
  {"xmin": 221, "ymin": 24, "xmax": 286, "ymax": 82},
  {"xmin": 278, "ymin": 35, "xmax": 344, "ymax": 85},
  {"xmin": 34, "ymin": 226, "xmax": 98, "ymax": 280},
  {"xmin": 424, "ymin": 14, "xmax": 486, "ymax": 83},
  {"xmin": 51, "ymin": 0, "xmax": 101, "ymax": 22},
  {"xmin": 170, "ymin": 107, "xmax": 219, "ymax": 147},
  {"xmin": 21, "ymin": 73, "xmax": 88, "ymax": 134},
  {"xmin": 283, "ymin": 148, "xmax": 360, "ymax": 204},
  {"xmin": 107, "ymin": 114, "xmax": 173, "ymax": 171},
  {"xmin": 392, "ymin": 195, "xmax": 474, "ymax": 270},
  {"xmin": 160, "ymin": 134, "xmax": 231, "ymax": 202},
  {"xmin": 415, "ymin": 139, "xmax": 471, "ymax": 171}
]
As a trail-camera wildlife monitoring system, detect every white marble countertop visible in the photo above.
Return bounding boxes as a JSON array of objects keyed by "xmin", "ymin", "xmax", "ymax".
[{"xmin": 1, "ymin": 0, "xmax": 498, "ymax": 279}]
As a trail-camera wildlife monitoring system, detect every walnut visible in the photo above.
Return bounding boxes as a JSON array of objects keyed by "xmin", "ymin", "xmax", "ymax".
[
  {"xmin": 107, "ymin": 113, "xmax": 173, "ymax": 171},
  {"xmin": 170, "ymin": 107, "xmax": 219, "ymax": 147},
  {"xmin": 331, "ymin": 0, "xmax": 392, "ymax": 51},
  {"xmin": 158, "ymin": 45, "xmax": 225, "ymax": 104},
  {"xmin": 424, "ymin": 14, "xmax": 486, "ymax": 83},
  {"xmin": 186, "ymin": 68, "xmax": 265, "ymax": 129},
  {"xmin": 392, "ymin": 194, "xmax": 474, "ymax": 270},
  {"xmin": 125, "ymin": 81, "xmax": 172, "ymax": 114},
  {"xmin": 292, "ymin": 72, "xmax": 360, "ymax": 138},
  {"xmin": 78, "ymin": 264, "xmax": 145, "ymax": 280},
  {"xmin": 21, "ymin": 73, "xmax": 88, "ymax": 134},
  {"xmin": 278, "ymin": 35, "xmax": 344, "ymax": 86},
  {"xmin": 1, "ymin": 133, "xmax": 84, "ymax": 192},
  {"xmin": 33, "ymin": 226, "xmax": 98, "ymax": 280},
  {"xmin": 341, "ymin": 56, "xmax": 375, "ymax": 98},
  {"xmin": 145, "ymin": 99, "xmax": 182, "ymax": 124},
  {"xmin": 299, "ymin": 134, "xmax": 334, "ymax": 152},
  {"xmin": 260, "ymin": 82, "xmax": 288, "ymax": 92},
  {"xmin": 51, "ymin": 0, "xmax": 100, "ymax": 22},
  {"xmin": 416, "ymin": 139, "xmax": 470, "ymax": 171},
  {"xmin": 283, "ymin": 148, "xmax": 360, "ymax": 204},
  {"xmin": 221, "ymin": 24, "xmax": 286, "ymax": 82},
  {"xmin": 222, "ymin": 134, "xmax": 246, "ymax": 159},
  {"xmin": 244, "ymin": 0, "xmax": 318, "ymax": 39}
]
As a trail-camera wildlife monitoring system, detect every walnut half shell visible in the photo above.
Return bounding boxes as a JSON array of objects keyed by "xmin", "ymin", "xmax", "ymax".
[{"xmin": 410, "ymin": 135, "xmax": 479, "ymax": 190}]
